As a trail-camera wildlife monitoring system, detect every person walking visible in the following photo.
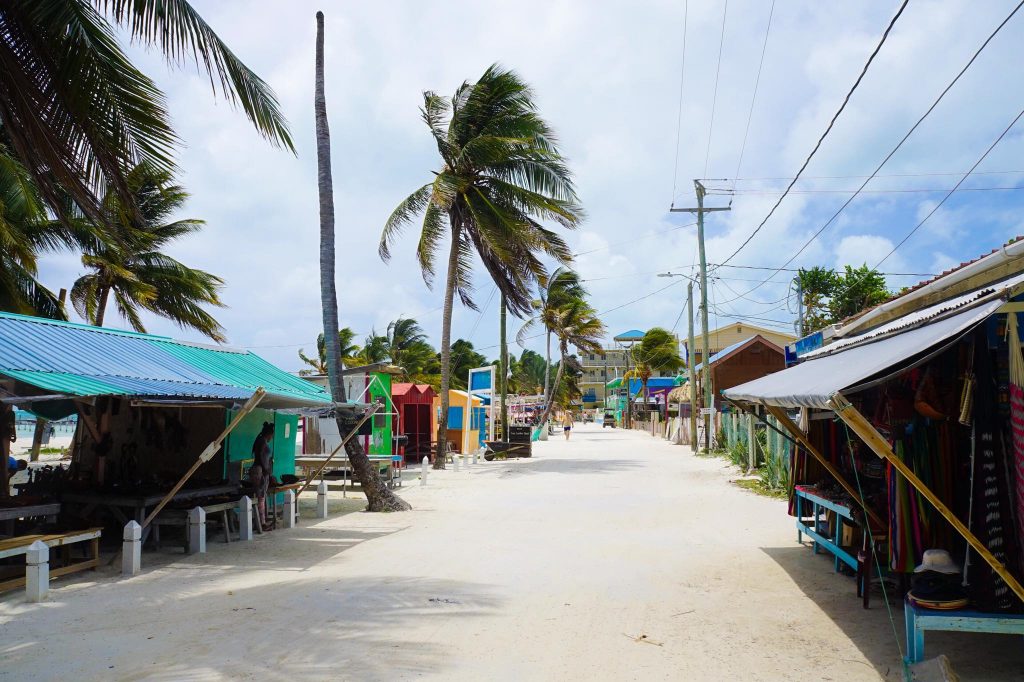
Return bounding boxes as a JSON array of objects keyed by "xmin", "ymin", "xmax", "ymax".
[
  {"xmin": 562, "ymin": 412, "xmax": 574, "ymax": 441},
  {"xmin": 249, "ymin": 422, "xmax": 276, "ymax": 529}
]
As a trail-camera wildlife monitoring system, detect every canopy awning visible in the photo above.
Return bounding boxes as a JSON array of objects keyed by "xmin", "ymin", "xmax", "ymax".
[{"xmin": 723, "ymin": 299, "xmax": 1003, "ymax": 408}]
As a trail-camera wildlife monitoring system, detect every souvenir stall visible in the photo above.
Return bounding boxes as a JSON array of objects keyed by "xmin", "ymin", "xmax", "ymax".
[
  {"xmin": 391, "ymin": 383, "xmax": 435, "ymax": 463},
  {"xmin": 725, "ymin": 271, "xmax": 1024, "ymax": 665}
]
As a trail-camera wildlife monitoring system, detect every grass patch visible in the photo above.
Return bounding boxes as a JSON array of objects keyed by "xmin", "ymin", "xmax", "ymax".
[
  {"xmin": 38, "ymin": 447, "xmax": 66, "ymax": 455},
  {"xmin": 732, "ymin": 477, "xmax": 788, "ymax": 500}
]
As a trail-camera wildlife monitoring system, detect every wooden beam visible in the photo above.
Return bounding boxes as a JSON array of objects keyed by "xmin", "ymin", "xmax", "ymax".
[
  {"xmin": 296, "ymin": 405, "xmax": 379, "ymax": 499},
  {"xmin": 142, "ymin": 389, "xmax": 266, "ymax": 529},
  {"xmin": 829, "ymin": 392, "xmax": 1024, "ymax": 605},
  {"xmin": 764, "ymin": 404, "xmax": 885, "ymax": 532},
  {"xmin": 74, "ymin": 401, "xmax": 101, "ymax": 443}
]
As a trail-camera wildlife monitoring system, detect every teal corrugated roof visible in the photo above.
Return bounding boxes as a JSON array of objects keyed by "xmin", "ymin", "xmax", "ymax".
[{"xmin": 0, "ymin": 311, "xmax": 331, "ymax": 410}]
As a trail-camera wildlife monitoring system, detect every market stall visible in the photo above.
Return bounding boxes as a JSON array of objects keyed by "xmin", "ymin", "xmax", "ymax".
[{"xmin": 725, "ymin": 267, "xmax": 1024, "ymax": 664}]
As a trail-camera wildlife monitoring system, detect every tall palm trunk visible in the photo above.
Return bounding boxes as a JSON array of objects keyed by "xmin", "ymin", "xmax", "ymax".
[
  {"xmin": 434, "ymin": 220, "xmax": 462, "ymax": 469},
  {"xmin": 543, "ymin": 330, "xmax": 551, "ymax": 402},
  {"xmin": 539, "ymin": 342, "xmax": 566, "ymax": 425},
  {"xmin": 95, "ymin": 285, "xmax": 110, "ymax": 326},
  {"xmin": 314, "ymin": 12, "xmax": 408, "ymax": 511},
  {"xmin": 500, "ymin": 294, "xmax": 508, "ymax": 443}
]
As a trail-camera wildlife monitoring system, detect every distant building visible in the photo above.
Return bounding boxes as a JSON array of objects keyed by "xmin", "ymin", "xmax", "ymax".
[
  {"xmin": 685, "ymin": 322, "xmax": 795, "ymax": 367},
  {"xmin": 577, "ymin": 328, "xmax": 682, "ymax": 408}
]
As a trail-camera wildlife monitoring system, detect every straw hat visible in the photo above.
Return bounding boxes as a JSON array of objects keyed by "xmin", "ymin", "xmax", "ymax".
[{"xmin": 914, "ymin": 549, "xmax": 960, "ymax": 574}]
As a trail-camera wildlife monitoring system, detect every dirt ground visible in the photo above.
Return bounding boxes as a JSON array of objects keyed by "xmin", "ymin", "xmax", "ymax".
[{"xmin": 2, "ymin": 423, "xmax": 1023, "ymax": 681}]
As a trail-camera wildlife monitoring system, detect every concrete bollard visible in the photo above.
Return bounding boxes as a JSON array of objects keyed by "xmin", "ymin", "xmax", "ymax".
[
  {"xmin": 453, "ymin": 454, "xmax": 460, "ymax": 472},
  {"xmin": 420, "ymin": 457, "xmax": 428, "ymax": 486},
  {"xmin": 238, "ymin": 496, "xmax": 253, "ymax": 541},
  {"xmin": 25, "ymin": 540, "xmax": 49, "ymax": 602},
  {"xmin": 122, "ymin": 520, "xmax": 142, "ymax": 576},
  {"xmin": 282, "ymin": 490, "xmax": 296, "ymax": 528},
  {"xmin": 187, "ymin": 506, "xmax": 206, "ymax": 554},
  {"xmin": 316, "ymin": 481, "xmax": 328, "ymax": 519}
]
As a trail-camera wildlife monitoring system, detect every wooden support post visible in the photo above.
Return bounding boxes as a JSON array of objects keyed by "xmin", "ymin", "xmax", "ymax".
[
  {"xmin": 765, "ymin": 404, "xmax": 885, "ymax": 532},
  {"xmin": 296, "ymin": 405, "xmax": 378, "ymax": 498},
  {"xmin": 829, "ymin": 392, "xmax": 1024, "ymax": 605}
]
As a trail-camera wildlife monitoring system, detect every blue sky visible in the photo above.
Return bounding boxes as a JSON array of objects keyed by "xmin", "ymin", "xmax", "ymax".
[{"xmin": 34, "ymin": 0, "xmax": 1024, "ymax": 371}]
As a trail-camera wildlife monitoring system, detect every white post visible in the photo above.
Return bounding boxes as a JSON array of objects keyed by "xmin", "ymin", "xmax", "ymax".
[
  {"xmin": 453, "ymin": 452, "xmax": 460, "ymax": 472},
  {"xmin": 316, "ymin": 481, "xmax": 328, "ymax": 519},
  {"xmin": 25, "ymin": 540, "xmax": 49, "ymax": 602},
  {"xmin": 122, "ymin": 520, "xmax": 142, "ymax": 575},
  {"xmin": 238, "ymin": 496, "xmax": 253, "ymax": 541},
  {"xmin": 282, "ymin": 490, "xmax": 296, "ymax": 528},
  {"xmin": 420, "ymin": 456, "xmax": 428, "ymax": 486},
  {"xmin": 187, "ymin": 506, "xmax": 206, "ymax": 554}
]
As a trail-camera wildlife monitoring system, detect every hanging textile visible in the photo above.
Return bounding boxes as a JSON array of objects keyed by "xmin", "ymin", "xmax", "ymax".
[{"xmin": 1007, "ymin": 313, "xmax": 1024, "ymax": 572}]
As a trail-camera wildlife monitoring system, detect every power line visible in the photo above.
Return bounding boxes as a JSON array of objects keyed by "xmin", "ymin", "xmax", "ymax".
[
  {"xmin": 875, "ymin": 104, "xmax": 1024, "ymax": 268},
  {"xmin": 732, "ymin": 0, "xmax": 775, "ymax": 189},
  {"xmin": 707, "ymin": 185, "xmax": 1024, "ymax": 195},
  {"xmin": 721, "ymin": 0, "xmax": 1024, "ymax": 303},
  {"xmin": 708, "ymin": 262, "xmax": 935, "ymax": 276},
  {"xmin": 715, "ymin": 0, "xmax": 910, "ymax": 268},
  {"xmin": 710, "ymin": 168, "xmax": 1024, "ymax": 183},
  {"xmin": 703, "ymin": 0, "xmax": 730, "ymax": 179},
  {"xmin": 670, "ymin": 0, "xmax": 689, "ymax": 203}
]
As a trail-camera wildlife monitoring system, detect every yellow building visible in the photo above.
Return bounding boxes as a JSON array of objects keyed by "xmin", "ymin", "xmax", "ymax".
[
  {"xmin": 432, "ymin": 389, "xmax": 485, "ymax": 453},
  {"xmin": 685, "ymin": 322, "xmax": 796, "ymax": 367}
]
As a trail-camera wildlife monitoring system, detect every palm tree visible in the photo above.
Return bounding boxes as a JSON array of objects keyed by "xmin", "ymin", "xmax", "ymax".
[
  {"xmin": 0, "ymin": 1, "xmax": 292, "ymax": 227},
  {"xmin": 381, "ymin": 65, "xmax": 583, "ymax": 467},
  {"xmin": 625, "ymin": 327, "xmax": 683, "ymax": 419},
  {"xmin": 314, "ymin": 11, "xmax": 408, "ymax": 512},
  {"xmin": 538, "ymin": 300, "xmax": 605, "ymax": 425},
  {"xmin": 517, "ymin": 266, "xmax": 586, "ymax": 410},
  {"xmin": 357, "ymin": 331, "xmax": 390, "ymax": 365},
  {"xmin": 298, "ymin": 328, "xmax": 361, "ymax": 376},
  {"xmin": 69, "ymin": 163, "xmax": 225, "ymax": 340},
  {"xmin": 0, "ymin": 149, "xmax": 67, "ymax": 319}
]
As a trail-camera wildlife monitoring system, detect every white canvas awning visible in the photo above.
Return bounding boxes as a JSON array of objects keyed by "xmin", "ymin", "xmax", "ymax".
[{"xmin": 724, "ymin": 299, "xmax": 1004, "ymax": 408}]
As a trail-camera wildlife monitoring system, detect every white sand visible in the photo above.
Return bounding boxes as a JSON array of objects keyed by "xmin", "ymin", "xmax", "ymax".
[{"xmin": 2, "ymin": 423, "xmax": 1022, "ymax": 680}]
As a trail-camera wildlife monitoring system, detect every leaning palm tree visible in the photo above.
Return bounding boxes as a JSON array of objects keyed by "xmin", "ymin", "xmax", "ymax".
[
  {"xmin": 70, "ymin": 162, "xmax": 225, "ymax": 340},
  {"xmin": 537, "ymin": 300, "xmax": 605, "ymax": 426},
  {"xmin": 517, "ymin": 266, "xmax": 586, "ymax": 409},
  {"xmin": 381, "ymin": 64, "xmax": 583, "ymax": 468},
  {"xmin": 0, "ymin": 1, "xmax": 292, "ymax": 227},
  {"xmin": 314, "ymin": 12, "xmax": 408, "ymax": 512},
  {"xmin": 625, "ymin": 327, "xmax": 683, "ymax": 419},
  {"xmin": 298, "ymin": 328, "xmax": 361, "ymax": 376}
]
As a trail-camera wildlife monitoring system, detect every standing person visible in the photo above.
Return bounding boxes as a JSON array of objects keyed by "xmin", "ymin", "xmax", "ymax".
[
  {"xmin": 562, "ymin": 412, "xmax": 573, "ymax": 441},
  {"xmin": 249, "ymin": 422, "xmax": 276, "ymax": 529}
]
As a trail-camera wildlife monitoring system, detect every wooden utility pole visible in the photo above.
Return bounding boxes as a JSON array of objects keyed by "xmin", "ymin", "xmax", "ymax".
[
  {"xmin": 670, "ymin": 180, "xmax": 730, "ymax": 451},
  {"xmin": 686, "ymin": 282, "xmax": 698, "ymax": 447},
  {"xmin": 499, "ymin": 294, "xmax": 509, "ymax": 443}
]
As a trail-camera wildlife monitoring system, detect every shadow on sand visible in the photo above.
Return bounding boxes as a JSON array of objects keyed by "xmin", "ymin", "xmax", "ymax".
[
  {"xmin": 493, "ymin": 457, "xmax": 642, "ymax": 477},
  {"xmin": 762, "ymin": 545, "xmax": 1024, "ymax": 680}
]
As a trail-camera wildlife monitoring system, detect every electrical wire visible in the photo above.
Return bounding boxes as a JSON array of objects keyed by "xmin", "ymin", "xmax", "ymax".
[
  {"xmin": 875, "ymin": 104, "xmax": 1024, "ymax": 268},
  {"xmin": 720, "ymin": 0, "xmax": 1024, "ymax": 303},
  {"xmin": 703, "ymin": 0, "xmax": 730, "ymax": 179},
  {"xmin": 715, "ymin": 0, "xmax": 911, "ymax": 269},
  {"xmin": 670, "ymin": 0, "xmax": 689, "ymax": 205},
  {"xmin": 707, "ymin": 185, "xmax": 1024, "ymax": 195},
  {"xmin": 732, "ymin": 0, "xmax": 775, "ymax": 189}
]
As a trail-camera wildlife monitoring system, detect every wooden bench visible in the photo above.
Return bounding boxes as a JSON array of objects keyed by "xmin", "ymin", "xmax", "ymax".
[
  {"xmin": 904, "ymin": 598, "xmax": 1024, "ymax": 663},
  {"xmin": 0, "ymin": 528, "xmax": 102, "ymax": 592}
]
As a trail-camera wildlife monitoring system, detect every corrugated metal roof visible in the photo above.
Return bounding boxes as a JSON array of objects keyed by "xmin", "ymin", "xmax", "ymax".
[
  {"xmin": 0, "ymin": 312, "xmax": 331, "ymax": 408},
  {"xmin": 803, "ymin": 270, "xmax": 1024, "ymax": 359}
]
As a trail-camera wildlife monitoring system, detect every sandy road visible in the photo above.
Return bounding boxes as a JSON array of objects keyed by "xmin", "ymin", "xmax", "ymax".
[{"xmin": 2, "ymin": 423, "xmax": 1021, "ymax": 680}]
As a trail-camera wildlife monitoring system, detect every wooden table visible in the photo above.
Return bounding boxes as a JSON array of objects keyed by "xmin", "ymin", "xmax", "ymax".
[
  {"xmin": 0, "ymin": 527, "xmax": 102, "ymax": 592},
  {"xmin": 151, "ymin": 500, "xmax": 240, "ymax": 551},
  {"xmin": 794, "ymin": 486, "xmax": 857, "ymax": 572},
  {"xmin": 295, "ymin": 457, "xmax": 396, "ymax": 496},
  {"xmin": 904, "ymin": 598, "xmax": 1024, "ymax": 663},
  {"xmin": 62, "ymin": 485, "xmax": 238, "ymax": 544},
  {"xmin": 0, "ymin": 502, "xmax": 61, "ymax": 536}
]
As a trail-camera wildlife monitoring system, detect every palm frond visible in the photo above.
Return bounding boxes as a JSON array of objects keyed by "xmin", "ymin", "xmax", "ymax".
[{"xmin": 380, "ymin": 183, "xmax": 431, "ymax": 261}]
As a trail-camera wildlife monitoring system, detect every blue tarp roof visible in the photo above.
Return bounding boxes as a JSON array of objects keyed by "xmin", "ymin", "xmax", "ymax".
[{"xmin": 613, "ymin": 329, "xmax": 646, "ymax": 342}]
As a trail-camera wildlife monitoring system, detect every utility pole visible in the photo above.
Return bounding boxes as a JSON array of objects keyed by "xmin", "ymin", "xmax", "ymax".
[
  {"xmin": 670, "ymin": 180, "xmax": 730, "ymax": 452},
  {"xmin": 794, "ymin": 276, "xmax": 804, "ymax": 338},
  {"xmin": 687, "ymin": 282, "xmax": 698, "ymax": 449}
]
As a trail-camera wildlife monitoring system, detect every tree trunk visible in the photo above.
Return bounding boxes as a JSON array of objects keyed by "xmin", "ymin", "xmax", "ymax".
[
  {"xmin": 543, "ymin": 330, "xmax": 551, "ymax": 402},
  {"xmin": 434, "ymin": 218, "xmax": 462, "ymax": 469},
  {"xmin": 30, "ymin": 418, "xmax": 46, "ymax": 462},
  {"xmin": 315, "ymin": 12, "xmax": 408, "ymax": 511},
  {"xmin": 538, "ymin": 346, "xmax": 566, "ymax": 426},
  {"xmin": 500, "ymin": 294, "xmax": 508, "ymax": 443},
  {"xmin": 95, "ymin": 285, "xmax": 110, "ymax": 327}
]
